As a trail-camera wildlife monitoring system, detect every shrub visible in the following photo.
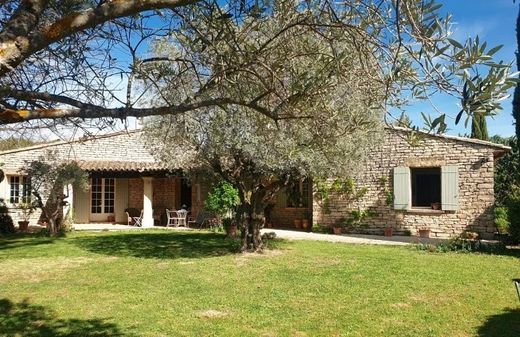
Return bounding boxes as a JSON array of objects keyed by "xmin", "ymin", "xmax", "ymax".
[
  {"xmin": 312, "ymin": 223, "xmax": 330, "ymax": 233},
  {"xmin": 494, "ymin": 206, "xmax": 510, "ymax": 234},
  {"xmin": 0, "ymin": 199, "xmax": 15, "ymax": 234},
  {"xmin": 205, "ymin": 181, "xmax": 240, "ymax": 218},
  {"xmin": 507, "ymin": 193, "xmax": 520, "ymax": 244},
  {"xmin": 415, "ymin": 237, "xmax": 506, "ymax": 253}
]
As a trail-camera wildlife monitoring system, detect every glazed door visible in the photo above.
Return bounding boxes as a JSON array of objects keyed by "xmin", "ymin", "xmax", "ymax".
[{"xmin": 89, "ymin": 178, "xmax": 115, "ymax": 222}]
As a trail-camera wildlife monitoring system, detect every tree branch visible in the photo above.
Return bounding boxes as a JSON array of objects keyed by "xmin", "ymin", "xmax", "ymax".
[{"xmin": 0, "ymin": 0, "xmax": 200, "ymax": 76}]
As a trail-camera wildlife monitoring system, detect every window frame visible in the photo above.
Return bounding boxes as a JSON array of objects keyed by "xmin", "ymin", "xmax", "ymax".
[
  {"xmin": 410, "ymin": 167, "xmax": 442, "ymax": 209},
  {"xmin": 7, "ymin": 175, "xmax": 31, "ymax": 205}
]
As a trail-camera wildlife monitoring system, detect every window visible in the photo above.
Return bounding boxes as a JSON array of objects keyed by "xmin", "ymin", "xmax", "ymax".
[
  {"xmin": 9, "ymin": 176, "xmax": 31, "ymax": 204},
  {"xmin": 286, "ymin": 179, "xmax": 310, "ymax": 208},
  {"xmin": 393, "ymin": 166, "xmax": 459, "ymax": 211},
  {"xmin": 411, "ymin": 167, "xmax": 441, "ymax": 208}
]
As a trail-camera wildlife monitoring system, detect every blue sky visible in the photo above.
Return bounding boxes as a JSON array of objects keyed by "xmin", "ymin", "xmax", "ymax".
[{"xmin": 407, "ymin": 0, "xmax": 519, "ymax": 137}]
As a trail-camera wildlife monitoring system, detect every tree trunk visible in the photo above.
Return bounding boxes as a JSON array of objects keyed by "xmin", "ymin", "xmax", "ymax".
[{"xmin": 237, "ymin": 191, "xmax": 266, "ymax": 252}]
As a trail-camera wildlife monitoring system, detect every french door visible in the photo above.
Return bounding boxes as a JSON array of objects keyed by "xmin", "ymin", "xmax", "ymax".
[{"xmin": 90, "ymin": 178, "xmax": 115, "ymax": 222}]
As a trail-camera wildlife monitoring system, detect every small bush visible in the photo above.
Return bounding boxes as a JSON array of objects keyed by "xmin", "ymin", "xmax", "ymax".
[
  {"xmin": 312, "ymin": 223, "xmax": 331, "ymax": 233},
  {"xmin": 0, "ymin": 199, "xmax": 15, "ymax": 234},
  {"xmin": 494, "ymin": 206, "xmax": 510, "ymax": 234},
  {"xmin": 415, "ymin": 237, "xmax": 506, "ymax": 254},
  {"xmin": 205, "ymin": 181, "xmax": 240, "ymax": 218},
  {"xmin": 508, "ymin": 193, "xmax": 520, "ymax": 244}
]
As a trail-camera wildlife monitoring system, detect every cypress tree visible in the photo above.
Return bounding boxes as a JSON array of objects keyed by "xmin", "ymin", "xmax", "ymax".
[
  {"xmin": 513, "ymin": 5, "xmax": 520, "ymax": 140},
  {"xmin": 471, "ymin": 113, "xmax": 489, "ymax": 141}
]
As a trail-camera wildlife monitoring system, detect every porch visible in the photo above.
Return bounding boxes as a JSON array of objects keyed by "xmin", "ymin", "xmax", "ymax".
[
  {"xmin": 72, "ymin": 161, "xmax": 208, "ymax": 228},
  {"xmin": 72, "ymin": 162, "xmax": 314, "ymax": 230}
]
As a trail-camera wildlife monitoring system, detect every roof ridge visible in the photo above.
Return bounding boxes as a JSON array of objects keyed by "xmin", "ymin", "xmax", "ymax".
[
  {"xmin": 0, "ymin": 129, "xmax": 142, "ymax": 155},
  {"xmin": 386, "ymin": 126, "xmax": 511, "ymax": 151}
]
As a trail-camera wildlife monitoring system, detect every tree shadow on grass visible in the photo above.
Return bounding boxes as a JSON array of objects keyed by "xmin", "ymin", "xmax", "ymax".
[
  {"xmin": 477, "ymin": 308, "xmax": 520, "ymax": 337},
  {"xmin": 72, "ymin": 231, "xmax": 237, "ymax": 259},
  {"xmin": 0, "ymin": 298, "xmax": 129, "ymax": 336},
  {"xmin": 0, "ymin": 234, "xmax": 56, "ymax": 251}
]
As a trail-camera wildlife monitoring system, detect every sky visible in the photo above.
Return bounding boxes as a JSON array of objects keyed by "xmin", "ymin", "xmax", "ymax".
[
  {"xmin": 408, "ymin": 0, "xmax": 519, "ymax": 137},
  {"xmin": 27, "ymin": 0, "xmax": 520, "ymax": 141}
]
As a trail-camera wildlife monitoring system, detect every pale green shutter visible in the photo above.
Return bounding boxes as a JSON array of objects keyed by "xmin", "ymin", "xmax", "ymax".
[
  {"xmin": 441, "ymin": 166, "xmax": 459, "ymax": 211},
  {"xmin": 393, "ymin": 167, "xmax": 410, "ymax": 210}
]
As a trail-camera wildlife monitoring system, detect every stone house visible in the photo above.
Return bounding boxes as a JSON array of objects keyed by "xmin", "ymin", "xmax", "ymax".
[{"xmin": 0, "ymin": 127, "xmax": 510, "ymax": 238}]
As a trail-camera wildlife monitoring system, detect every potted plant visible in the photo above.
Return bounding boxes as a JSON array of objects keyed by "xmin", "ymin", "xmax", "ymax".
[
  {"xmin": 17, "ymin": 201, "xmax": 36, "ymax": 231},
  {"xmin": 332, "ymin": 217, "xmax": 346, "ymax": 235},
  {"xmin": 293, "ymin": 219, "xmax": 302, "ymax": 229},
  {"xmin": 302, "ymin": 209, "xmax": 311, "ymax": 231},
  {"xmin": 431, "ymin": 202, "xmax": 441, "ymax": 210},
  {"xmin": 418, "ymin": 227, "xmax": 431, "ymax": 238},
  {"xmin": 462, "ymin": 231, "xmax": 479, "ymax": 240}
]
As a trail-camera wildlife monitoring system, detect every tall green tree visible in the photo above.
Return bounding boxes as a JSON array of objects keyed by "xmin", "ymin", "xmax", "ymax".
[{"xmin": 514, "ymin": 4, "xmax": 520, "ymax": 140}]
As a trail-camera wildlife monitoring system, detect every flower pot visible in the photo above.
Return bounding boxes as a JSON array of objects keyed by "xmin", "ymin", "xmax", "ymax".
[
  {"xmin": 18, "ymin": 221, "xmax": 29, "ymax": 231},
  {"xmin": 384, "ymin": 227, "xmax": 393, "ymax": 237},
  {"xmin": 107, "ymin": 215, "xmax": 115, "ymax": 223},
  {"xmin": 302, "ymin": 219, "xmax": 310, "ymax": 231},
  {"xmin": 463, "ymin": 231, "xmax": 479, "ymax": 240},
  {"xmin": 293, "ymin": 219, "xmax": 302, "ymax": 229},
  {"xmin": 431, "ymin": 202, "xmax": 441, "ymax": 210},
  {"xmin": 332, "ymin": 227, "xmax": 342, "ymax": 235},
  {"xmin": 418, "ymin": 229, "xmax": 430, "ymax": 238}
]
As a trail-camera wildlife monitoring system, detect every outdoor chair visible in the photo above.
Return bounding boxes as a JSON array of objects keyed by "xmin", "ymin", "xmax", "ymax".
[
  {"xmin": 188, "ymin": 209, "xmax": 217, "ymax": 229},
  {"xmin": 166, "ymin": 209, "xmax": 188, "ymax": 227},
  {"xmin": 514, "ymin": 278, "xmax": 520, "ymax": 301},
  {"xmin": 125, "ymin": 208, "xmax": 141, "ymax": 226},
  {"xmin": 131, "ymin": 210, "xmax": 144, "ymax": 227}
]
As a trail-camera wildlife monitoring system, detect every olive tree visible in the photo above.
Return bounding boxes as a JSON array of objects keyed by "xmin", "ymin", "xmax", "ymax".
[
  {"xmin": 140, "ymin": 1, "xmax": 518, "ymax": 251},
  {"xmin": 144, "ymin": 1, "xmax": 385, "ymax": 251},
  {"xmin": 0, "ymin": 0, "xmax": 516, "ymax": 138},
  {"xmin": 23, "ymin": 152, "xmax": 88, "ymax": 235}
]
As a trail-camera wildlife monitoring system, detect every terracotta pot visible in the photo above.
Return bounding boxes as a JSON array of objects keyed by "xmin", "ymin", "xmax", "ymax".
[
  {"xmin": 18, "ymin": 221, "xmax": 29, "ymax": 231},
  {"xmin": 332, "ymin": 227, "xmax": 342, "ymax": 235},
  {"xmin": 302, "ymin": 219, "xmax": 310, "ymax": 231},
  {"xmin": 384, "ymin": 227, "xmax": 393, "ymax": 237},
  {"xmin": 418, "ymin": 229, "xmax": 430, "ymax": 238},
  {"xmin": 107, "ymin": 215, "xmax": 115, "ymax": 223},
  {"xmin": 293, "ymin": 219, "xmax": 302, "ymax": 229},
  {"xmin": 431, "ymin": 202, "xmax": 441, "ymax": 210}
]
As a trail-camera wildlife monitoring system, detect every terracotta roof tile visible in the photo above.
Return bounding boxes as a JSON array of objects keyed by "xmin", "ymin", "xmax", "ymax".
[{"xmin": 77, "ymin": 160, "xmax": 170, "ymax": 172}]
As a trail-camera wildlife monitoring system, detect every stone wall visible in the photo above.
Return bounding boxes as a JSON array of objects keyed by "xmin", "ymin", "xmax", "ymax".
[
  {"xmin": 0, "ymin": 131, "xmax": 156, "ymax": 225},
  {"xmin": 312, "ymin": 129, "xmax": 502, "ymax": 239}
]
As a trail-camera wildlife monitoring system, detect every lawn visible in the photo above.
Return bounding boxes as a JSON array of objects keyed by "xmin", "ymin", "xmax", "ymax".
[{"xmin": 0, "ymin": 230, "xmax": 519, "ymax": 337}]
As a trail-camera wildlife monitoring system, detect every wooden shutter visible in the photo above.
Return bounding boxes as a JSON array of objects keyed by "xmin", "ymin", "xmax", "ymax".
[
  {"xmin": 115, "ymin": 178, "xmax": 129, "ymax": 223},
  {"xmin": 393, "ymin": 167, "xmax": 410, "ymax": 210},
  {"xmin": 441, "ymin": 166, "xmax": 459, "ymax": 211},
  {"xmin": 73, "ymin": 184, "xmax": 90, "ymax": 223}
]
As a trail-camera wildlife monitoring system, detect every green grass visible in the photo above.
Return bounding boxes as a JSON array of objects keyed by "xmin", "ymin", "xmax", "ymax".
[{"xmin": 0, "ymin": 230, "xmax": 519, "ymax": 337}]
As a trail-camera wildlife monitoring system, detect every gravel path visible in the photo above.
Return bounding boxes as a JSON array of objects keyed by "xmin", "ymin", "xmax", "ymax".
[{"xmin": 260, "ymin": 228, "xmax": 444, "ymax": 246}]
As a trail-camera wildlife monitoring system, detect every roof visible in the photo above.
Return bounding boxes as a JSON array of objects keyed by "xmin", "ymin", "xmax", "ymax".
[
  {"xmin": 0, "ymin": 126, "xmax": 511, "ymax": 161},
  {"xmin": 387, "ymin": 126, "xmax": 512, "ymax": 152},
  {"xmin": 0, "ymin": 129, "xmax": 142, "ymax": 155},
  {"xmin": 77, "ymin": 160, "xmax": 170, "ymax": 173}
]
